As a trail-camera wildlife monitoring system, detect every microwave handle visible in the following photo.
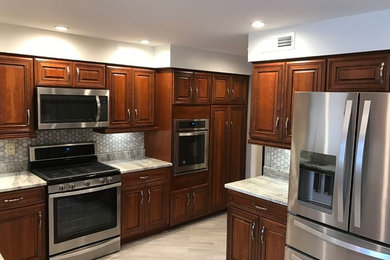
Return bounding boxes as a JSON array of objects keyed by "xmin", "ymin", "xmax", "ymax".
[{"xmin": 96, "ymin": 96, "xmax": 101, "ymax": 122}]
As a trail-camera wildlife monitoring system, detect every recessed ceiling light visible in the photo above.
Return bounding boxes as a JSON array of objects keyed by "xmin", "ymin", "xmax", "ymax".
[
  {"xmin": 251, "ymin": 21, "xmax": 265, "ymax": 29},
  {"xmin": 139, "ymin": 40, "xmax": 150, "ymax": 44},
  {"xmin": 54, "ymin": 26, "xmax": 69, "ymax": 31}
]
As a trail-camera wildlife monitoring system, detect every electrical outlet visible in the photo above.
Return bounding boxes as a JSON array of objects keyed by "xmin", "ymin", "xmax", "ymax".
[{"xmin": 5, "ymin": 142, "xmax": 16, "ymax": 156}]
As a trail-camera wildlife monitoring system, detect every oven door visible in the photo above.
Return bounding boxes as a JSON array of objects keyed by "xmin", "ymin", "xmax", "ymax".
[
  {"xmin": 48, "ymin": 183, "xmax": 120, "ymax": 256},
  {"xmin": 174, "ymin": 130, "xmax": 208, "ymax": 175}
]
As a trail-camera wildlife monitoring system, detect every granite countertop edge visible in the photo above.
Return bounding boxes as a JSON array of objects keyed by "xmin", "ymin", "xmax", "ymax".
[{"xmin": 101, "ymin": 158, "xmax": 172, "ymax": 174}]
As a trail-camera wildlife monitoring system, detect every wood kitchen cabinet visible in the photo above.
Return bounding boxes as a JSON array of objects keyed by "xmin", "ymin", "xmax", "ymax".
[
  {"xmin": 174, "ymin": 70, "xmax": 212, "ymax": 104},
  {"xmin": 0, "ymin": 55, "xmax": 35, "ymax": 139},
  {"xmin": 121, "ymin": 168, "xmax": 170, "ymax": 242},
  {"xmin": 0, "ymin": 187, "xmax": 46, "ymax": 260},
  {"xmin": 209, "ymin": 105, "xmax": 246, "ymax": 213},
  {"xmin": 212, "ymin": 74, "xmax": 248, "ymax": 104},
  {"xmin": 170, "ymin": 184, "xmax": 209, "ymax": 226},
  {"xmin": 249, "ymin": 59, "xmax": 325, "ymax": 148},
  {"xmin": 34, "ymin": 58, "xmax": 105, "ymax": 88},
  {"xmin": 227, "ymin": 190, "xmax": 287, "ymax": 260},
  {"xmin": 132, "ymin": 68, "xmax": 155, "ymax": 127}
]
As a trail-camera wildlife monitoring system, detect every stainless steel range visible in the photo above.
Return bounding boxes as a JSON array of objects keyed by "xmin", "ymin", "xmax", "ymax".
[{"xmin": 29, "ymin": 143, "xmax": 121, "ymax": 260}]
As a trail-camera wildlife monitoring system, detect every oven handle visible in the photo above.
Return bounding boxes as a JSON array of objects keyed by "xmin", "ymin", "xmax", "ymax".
[
  {"xmin": 178, "ymin": 131, "xmax": 207, "ymax": 137},
  {"xmin": 49, "ymin": 182, "xmax": 121, "ymax": 199}
]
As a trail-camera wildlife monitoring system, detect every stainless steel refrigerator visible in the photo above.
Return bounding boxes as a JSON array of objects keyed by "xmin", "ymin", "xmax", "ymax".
[{"xmin": 286, "ymin": 92, "xmax": 390, "ymax": 260}]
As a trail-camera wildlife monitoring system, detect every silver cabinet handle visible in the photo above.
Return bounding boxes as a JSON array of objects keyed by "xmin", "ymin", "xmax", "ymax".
[
  {"xmin": 260, "ymin": 226, "xmax": 266, "ymax": 244},
  {"xmin": 66, "ymin": 66, "xmax": 70, "ymax": 82},
  {"xmin": 148, "ymin": 189, "xmax": 151, "ymax": 203},
  {"xmin": 225, "ymin": 121, "xmax": 229, "ymax": 129},
  {"xmin": 337, "ymin": 99, "xmax": 353, "ymax": 223},
  {"xmin": 27, "ymin": 109, "xmax": 31, "ymax": 126},
  {"xmin": 4, "ymin": 197, "xmax": 24, "ymax": 203},
  {"xmin": 38, "ymin": 211, "xmax": 42, "ymax": 229},
  {"xmin": 254, "ymin": 205, "xmax": 268, "ymax": 211},
  {"xmin": 230, "ymin": 121, "xmax": 233, "ymax": 129},
  {"xmin": 127, "ymin": 108, "xmax": 131, "ymax": 123},
  {"xmin": 192, "ymin": 191, "xmax": 196, "ymax": 205},
  {"xmin": 186, "ymin": 193, "xmax": 190, "ymax": 206},
  {"xmin": 251, "ymin": 222, "xmax": 255, "ymax": 240},
  {"xmin": 134, "ymin": 108, "xmax": 138, "ymax": 121},
  {"xmin": 275, "ymin": 116, "xmax": 280, "ymax": 132},
  {"xmin": 285, "ymin": 117, "xmax": 289, "ymax": 136},
  {"xmin": 189, "ymin": 86, "xmax": 193, "ymax": 99},
  {"xmin": 195, "ymin": 87, "xmax": 199, "ymax": 98},
  {"xmin": 76, "ymin": 67, "xmax": 80, "ymax": 82},
  {"xmin": 226, "ymin": 87, "xmax": 230, "ymax": 97},
  {"xmin": 354, "ymin": 100, "xmax": 371, "ymax": 228},
  {"xmin": 231, "ymin": 88, "xmax": 235, "ymax": 98},
  {"xmin": 140, "ymin": 190, "xmax": 144, "ymax": 205},
  {"xmin": 380, "ymin": 62, "xmax": 385, "ymax": 84}
]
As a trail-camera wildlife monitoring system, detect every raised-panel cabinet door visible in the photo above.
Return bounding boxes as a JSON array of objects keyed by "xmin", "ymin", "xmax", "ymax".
[
  {"xmin": 34, "ymin": 58, "xmax": 73, "ymax": 87},
  {"xmin": 209, "ymin": 106, "xmax": 230, "ymax": 212},
  {"xmin": 170, "ymin": 188, "xmax": 192, "ymax": 226},
  {"xmin": 227, "ymin": 208, "xmax": 258, "ymax": 260},
  {"xmin": 212, "ymin": 74, "xmax": 231, "ymax": 104},
  {"xmin": 231, "ymin": 76, "xmax": 248, "ymax": 104},
  {"xmin": 0, "ymin": 204, "xmax": 45, "ymax": 260},
  {"xmin": 229, "ymin": 106, "xmax": 247, "ymax": 183},
  {"xmin": 327, "ymin": 54, "xmax": 389, "ymax": 92},
  {"xmin": 282, "ymin": 60, "xmax": 326, "ymax": 143},
  {"xmin": 259, "ymin": 218, "xmax": 286, "ymax": 260},
  {"xmin": 192, "ymin": 184, "xmax": 209, "ymax": 219},
  {"xmin": 107, "ymin": 66, "xmax": 132, "ymax": 128},
  {"xmin": 249, "ymin": 63, "xmax": 284, "ymax": 144},
  {"xmin": 174, "ymin": 71, "xmax": 193, "ymax": 104},
  {"xmin": 121, "ymin": 186, "xmax": 145, "ymax": 239},
  {"xmin": 193, "ymin": 72, "xmax": 212, "ymax": 104},
  {"xmin": 132, "ymin": 69, "xmax": 155, "ymax": 127},
  {"xmin": 145, "ymin": 181, "xmax": 169, "ymax": 231},
  {"xmin": 73, "ymin": 62, "xmax": 105, "ymax": 89},
  {"xmin": 0, "ymin": 56, "xmax": 34, "ymax": 138}
]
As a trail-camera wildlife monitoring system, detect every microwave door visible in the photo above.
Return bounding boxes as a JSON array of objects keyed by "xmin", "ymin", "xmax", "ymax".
[
  {"xmin": 289, "ymin": 92, "xmax": 358, "ymax": 230},
  {"xmin": 350, "ymin": 93, "xmax": 390, "ymax": 245}
]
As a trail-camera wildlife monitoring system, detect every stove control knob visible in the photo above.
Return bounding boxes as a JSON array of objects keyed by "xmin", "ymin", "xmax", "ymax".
[
  {"xmin": 69, "ymin": 183, "xmax": 75, "ymax": 189},
  {"xmin": 84, "ymin": 180, "xmax": 91, "ymax": 186},
  {"xmin": 58, "ymin": 184, "xmax": 65, "ymax": 191},
  {"xmin": 99, "ymin": 178, "xmax": 106, "ymax": 184},
  {"xmin": 107, "ymin": 177, "xmax": 113, "ymax": 183}
]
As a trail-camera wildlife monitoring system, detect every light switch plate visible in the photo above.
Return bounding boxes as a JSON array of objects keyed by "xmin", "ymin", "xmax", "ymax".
[{"xmin": 5, "ymin": 142, "xmax": 16, "ymax": 155}]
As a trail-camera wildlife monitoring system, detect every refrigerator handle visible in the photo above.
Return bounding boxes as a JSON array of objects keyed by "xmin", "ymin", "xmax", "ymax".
[
  {"xmin": 354, "ymin": 100, "xmax": 371, "ymax": 228},
  {"xmin": 336, "ymin": 100, "xmax": 353, "ymax": 223}
]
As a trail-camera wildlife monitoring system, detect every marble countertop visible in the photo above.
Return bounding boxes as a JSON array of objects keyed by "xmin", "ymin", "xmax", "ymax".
[
  {"xmin": 104, "ymin": 157, "xmax": 172, "ymax": 174},
  {"xmin": 0, "ymin": 171, "xmax": 46, "ymax": 193},
  {"xmin": 225, "ymin": 175, "xmax": 289, "ymax": 206}
]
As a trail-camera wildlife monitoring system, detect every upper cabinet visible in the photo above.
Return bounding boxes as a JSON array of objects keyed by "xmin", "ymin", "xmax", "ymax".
[
  {"xmin": 174, "ymin": 70, "xmax": 212, "ymax": 104},
  {"xmin": 0, "ymin": 55, "xmax": 35, "ymax": 139},
  {"xmin": 132, "ymin": 69, "xmax": 155, "ymax": 127},
  {"xmin": 249, "ymin": 59, "xmax": 325, "ymax": 148},
  {"xmin": 34, "ymin": 58, "xmax": 105, "ymax": 88},
  {"xmin": 212, "ymin": 74, "xmax": 248, "ymax": 104},
  {"xmin": 327, "ymin": 53, "xmax": 389, "ymax": 92}
]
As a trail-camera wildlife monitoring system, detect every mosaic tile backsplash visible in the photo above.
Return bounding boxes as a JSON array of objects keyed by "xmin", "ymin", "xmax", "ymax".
[
  {"xmin": 263, "ymin": 146, "xmax": 291, "ymax": 180},
  {"xmin": 0, "ymin": 129, "xmax": 144, "ymax": 173}
]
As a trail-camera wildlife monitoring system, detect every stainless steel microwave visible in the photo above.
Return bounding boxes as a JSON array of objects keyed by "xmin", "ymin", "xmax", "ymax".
[{"xmin": 36, "ymin": 87, "xmax": 109, "ymax": 130}]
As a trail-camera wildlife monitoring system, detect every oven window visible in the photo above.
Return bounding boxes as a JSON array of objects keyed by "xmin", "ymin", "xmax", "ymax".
[
  {"xmin": 178, "ymin": 133, "xmax": 205, "ymax": 167},
  {"xmin": 40, "ymin": 94, "xmax": 97, "ymax": 123},
  {"xmin": 53, "ymin": 187, "xmax": 117, "ymax": 243}
]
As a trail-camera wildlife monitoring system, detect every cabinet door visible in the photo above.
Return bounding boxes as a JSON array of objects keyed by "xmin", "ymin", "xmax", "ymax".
[
  {"xmin": 212, "ymin": 74, "xmax": 231, "ymax": 104},
  {"xmin": 227, "ymin": 208, "xmax": 258, "ymax": 260},
  {"xmin": 0, "ymin": 56, "xmax": 34, "ymax": 138},
  {"xmin": 209, "ymin": 106, "xmax": 230, "ymax": 212},
  {"xmin": 327, "ymin": 54, "xmax": 389, "ymax": 92},
  {"xmin": 191, "ymin": 184, "xmax": 209, "ymax": 219},
  {"xmin": 73, "ymin": 62, "xmax": 105, "ymax": 89},
  {"xmin": 145, "ymin": 181, "xmax": 169, "ymax": 231},
  {"xmin": 229, "ymin": 106, "xmax": 247, "ymax": 183},
  {"xmin": 259, "ymin": 218, "xmax": 286, "ymax": 260},
  {"xmin": 107, "ymin": 66, "xmax": 132, "ymax": 129},
  {"xmin": 0, "ymin": 204, "xmax": 45, "ymax": 260},
  {"xmin": 249, "ymin": 63, "xmax": 284, "ymax": 144},
  {"xmin": 174, "ymin": 70, "xmax": 193, "ymax": 104},
  {"xmin": 34, "ymin": 58, "xmax": 73, "ymax": 86},
  {"xmin": 231, "ymin": 75, "xmax": 248, "ymax": 104},
  {"xmin": 121, "ymin": 186, "xmax": 145, "ymax": 239},
  {"xmin": 170, "ymin": 189, "xmax": 192, "ymax": 226},
  {"xmin": 193, "ymin": 72, "xmax": 212, "ymax": 104},
  {"xmin": 132, "ymin": 69, "xmax": 155, "ymax": 127},
  {"xmin": 282, "ymin": 60, "xmax": 326, "ymax": 143}
]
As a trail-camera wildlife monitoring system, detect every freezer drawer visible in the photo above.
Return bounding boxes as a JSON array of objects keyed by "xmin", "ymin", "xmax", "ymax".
[
  {"xmin": 285, "ymin": 246, "xmax": 315, "ymax": 260},
  {"xmin": 286, "ymin": 214, "xmax": 390, "ymax": 260}
]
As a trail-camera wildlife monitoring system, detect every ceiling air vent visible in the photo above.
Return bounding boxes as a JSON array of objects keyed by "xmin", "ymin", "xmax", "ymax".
[{"xmin": 278, "ymin": 35, "xmax": 293, "ymax": 48}]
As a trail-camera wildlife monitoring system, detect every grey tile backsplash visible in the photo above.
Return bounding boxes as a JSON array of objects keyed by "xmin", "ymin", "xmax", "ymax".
[
  {"xmin": 0, "ymin": 129, "xmax": 144, "ymax": 173},
  {"xmin": 263, "ymin": 146, "xmax": 290, "ymax": 180}
]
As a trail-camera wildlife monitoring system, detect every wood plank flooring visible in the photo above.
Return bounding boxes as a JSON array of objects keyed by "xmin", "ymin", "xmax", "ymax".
[{"xmin": 100, "ymin": 212, "xmax": 227, "ymax": 260}]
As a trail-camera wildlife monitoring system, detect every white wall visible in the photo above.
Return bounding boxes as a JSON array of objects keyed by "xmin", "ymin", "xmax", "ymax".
[{"xmin": 248, "ymin": 9, "xmax": 390, "ymax": 62}]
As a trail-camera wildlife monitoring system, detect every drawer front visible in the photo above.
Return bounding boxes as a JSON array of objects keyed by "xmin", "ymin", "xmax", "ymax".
[
  {"xmin": 34, "ymin": 58, "xmax": 73, "ymax": 87},
  {"xmin": 0, "ymin": 187, "xmax": 45, "ymax": 211},
  {"xmin": 228, "ymin": 190, "xmax": 287, "ymax": 223},
  {"xmin": 122, "ymin": 167, "xmax": 170, "ymax": 187}
]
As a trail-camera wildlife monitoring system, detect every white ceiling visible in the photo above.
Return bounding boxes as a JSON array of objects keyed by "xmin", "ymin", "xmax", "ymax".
[{"xmin": 0, "ymin": 0, "xmax": 390, "ymax": 56}]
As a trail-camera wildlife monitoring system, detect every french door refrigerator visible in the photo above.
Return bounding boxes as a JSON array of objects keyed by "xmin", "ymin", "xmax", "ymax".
[{"xmin": 286, "ymin": 92, "xmax": 390, "ymax": 260}]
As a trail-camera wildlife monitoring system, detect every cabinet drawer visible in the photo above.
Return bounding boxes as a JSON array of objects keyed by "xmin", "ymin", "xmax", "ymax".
[
  {"xmin": 0, "ymin": 187, "xmax": 45, "ymax": 211},
  {"xmin": 122, "ymin": 167, "xmax": 170, "ymax": 187},
  {"xmin": 228, "ymin": 190, "xmax": 287, "ymax": 223}
]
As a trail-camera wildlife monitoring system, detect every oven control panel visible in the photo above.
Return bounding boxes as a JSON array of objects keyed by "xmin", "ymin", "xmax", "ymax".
[{"xmin": 48, "ymin": 175, "xmax": 121, "ymax": 194}]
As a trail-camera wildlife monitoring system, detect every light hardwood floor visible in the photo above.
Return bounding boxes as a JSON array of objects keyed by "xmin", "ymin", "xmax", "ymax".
[{"xmin": 100, "ymin": 213, "xmax": 227, "ymax": 260}]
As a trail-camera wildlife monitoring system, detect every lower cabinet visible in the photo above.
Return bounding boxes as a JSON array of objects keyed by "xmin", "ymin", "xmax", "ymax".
[
  {"xmin": 227, "ymin": 190, "xmax": 287, "ymax": 260},
  {"xmin": 170, "ymin": 184, "xmax": 209, "ymax": 226}
]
